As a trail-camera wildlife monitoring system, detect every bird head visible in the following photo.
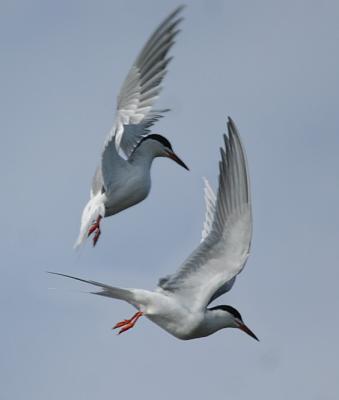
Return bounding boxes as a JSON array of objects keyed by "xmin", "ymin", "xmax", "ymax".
[
  {"xmin": 209, "ymin": 305, "xmax": 259, "ymax": 341},
  {"xmin": 139, "ymin": 134, "xmax": 189, "ymax": 170}
]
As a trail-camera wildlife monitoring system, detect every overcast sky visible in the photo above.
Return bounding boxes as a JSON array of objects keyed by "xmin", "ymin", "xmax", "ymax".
[{"xmin": 1, "ymin": 1, "xmax": 339, "ymax": 399}]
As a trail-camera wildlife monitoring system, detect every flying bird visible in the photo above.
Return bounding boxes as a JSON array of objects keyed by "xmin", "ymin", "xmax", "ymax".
[
  {"xmin": 51, "ymin": 118, "xmax": 258, "ymax": 341},
  {"xmin": 75, "ymin": 6, "xmax": 188, "ymax": 248}
]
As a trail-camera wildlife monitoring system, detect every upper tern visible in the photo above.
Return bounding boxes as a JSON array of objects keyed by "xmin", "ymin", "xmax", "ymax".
[
  {"xmin": 52, "ymin": 118, "xmax": 257, "ymax": 341},
  {"xmin": 75, "ymin": 6, "xmax": 188, "ymax": 248}
]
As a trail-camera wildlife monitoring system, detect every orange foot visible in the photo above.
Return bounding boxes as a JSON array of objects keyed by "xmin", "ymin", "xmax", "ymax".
[
  {"xmin": 112, "ymin": 311, "xmax": 143, "ymax": 335},
  {"xmin": 88, "ymin": 215, "xmax": 102, "ymax": 247}
]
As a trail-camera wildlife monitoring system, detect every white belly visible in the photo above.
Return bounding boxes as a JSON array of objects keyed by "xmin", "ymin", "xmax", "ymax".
[{"xmin": 144, "ymin": 293, "xmax": 203, "ymax": 340}]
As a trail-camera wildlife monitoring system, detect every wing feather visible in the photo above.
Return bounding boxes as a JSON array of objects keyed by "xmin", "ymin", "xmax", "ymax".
[
  {"xmin": 201, "ymin": 177, "xmax": 217, "ymax": 242},
  {"xmin": 99, "ymin": 7, "xmax": 184, "ymax": 191},
  {"xmin": 104, "ymin": 6, "xmax": 184, "ymax": 159},
  {"xmin": 158, "ymin": 118, "xmax": 252, "ymax": 311}
]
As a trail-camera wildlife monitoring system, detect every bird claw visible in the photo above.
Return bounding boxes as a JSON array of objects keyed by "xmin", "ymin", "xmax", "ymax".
[
  {"xmin": 112, "ymin": 312, "xmax": 143, "ymax": 335},
  {"xmin": 92, "ymin": 229, "xmax": 101, "ymax": 247},
  {"xmin": 88, "ymin": 216, "xmax": 102, "ymax": 246},
  {"xmin": 117, "ymin": 323, "xmax": 135, "ymax": 335},
  {"xmin": 113, "ymin": 319, "xmax": 130, "ymax": 329}
]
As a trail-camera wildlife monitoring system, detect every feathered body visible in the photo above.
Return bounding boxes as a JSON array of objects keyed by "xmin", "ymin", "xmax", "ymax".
[{"xmin": 75, "ymin": 7, "xmax": 187, "ymax": 247}]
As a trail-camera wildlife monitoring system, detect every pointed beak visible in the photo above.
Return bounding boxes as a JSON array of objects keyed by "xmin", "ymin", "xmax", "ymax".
[
  {"xmin": 238, "ymin": 322, "xmax": 259, "ymax": 342},
  {"xmin": 166, "ymin": 150, "xmax": 189, "ymax": 171}
]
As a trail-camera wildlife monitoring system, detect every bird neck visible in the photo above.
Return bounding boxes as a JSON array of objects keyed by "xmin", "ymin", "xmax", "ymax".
[
  {"xmin": 129, "ymin": 142, "xmax": 159, "ymax": 169},
  {"xmin": 203, "ymin": 309, "xmax": 235, "ymax": 335}
]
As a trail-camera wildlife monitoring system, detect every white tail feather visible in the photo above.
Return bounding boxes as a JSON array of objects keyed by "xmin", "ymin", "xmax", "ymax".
[
  {"xmin": 47, "ymin": 272, "xmax": 152, "ymax": 309},
  {"xmin": 74, "ymin": 192, "xmax": 106, "ymax": 249}
]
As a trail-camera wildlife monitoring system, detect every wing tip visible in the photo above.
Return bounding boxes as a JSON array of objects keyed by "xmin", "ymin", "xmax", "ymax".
[
  {"xmin": 47, "ymin": 271, "xmax": 68, "ymax": 279},
  {"xmin": 226, "ymin": 116, "xmax": 240, "ymax": 141},
  {"xmin": 171, "ymin": 5, "xmax": 187, "ymax": 18}
]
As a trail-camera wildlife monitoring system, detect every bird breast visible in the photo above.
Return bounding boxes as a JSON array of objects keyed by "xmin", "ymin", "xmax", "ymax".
[
  {"xmin": 144, "ymin": 293, "xmax": 204, "ymax": 340},
  {"xmin": 104, "ymin": 170, "xmax": 151, "ymax": 216}
]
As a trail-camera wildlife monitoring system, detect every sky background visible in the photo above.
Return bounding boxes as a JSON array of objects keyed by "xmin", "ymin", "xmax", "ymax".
[{"xmin": 1, "ymin": 0, "xmax": 339, "ymax": 399}]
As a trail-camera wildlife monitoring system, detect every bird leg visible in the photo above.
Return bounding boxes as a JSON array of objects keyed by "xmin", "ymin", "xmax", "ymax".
[
  {"xmin": 88, "ymin": 215, "xmax": 102, "ymax": 247},
  {"xmin": 112, "ymin": 311, "xmax": 143, "ymax": 335}
]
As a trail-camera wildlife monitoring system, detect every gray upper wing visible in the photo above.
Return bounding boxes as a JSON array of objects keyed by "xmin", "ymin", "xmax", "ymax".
[
  {"xmin": 100, "ymin": 6, "xmax": 184, "ymax": 191},
  {"xmin": 158, "ymin": 118, "xmax": 252, "ymax": 311},
  {"xmin": 104, "ymin": 6, "xmax": 184, "ymax": 158}
]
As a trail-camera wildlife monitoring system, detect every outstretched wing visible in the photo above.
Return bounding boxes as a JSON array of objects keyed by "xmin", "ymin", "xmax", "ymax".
[
  {"xmin": 100, "ymin": 6, "xmax": 184, "ymax": 191},
  {"xmin": 199, "ymin": 177, "xmax": 237, "ymax": 300},
  {"xmin": 101, "ymin": 6, "xmax": 184, "ymax": 180},
  {"xmin": 158, "ymin": 118, "xmax": 252, "ymax": 311}
]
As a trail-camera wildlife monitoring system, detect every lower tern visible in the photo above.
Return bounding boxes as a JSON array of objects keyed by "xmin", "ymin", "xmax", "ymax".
[
  {"xmin": 52, "ymin": 118, "xmax": 258, "ymax": 341},
  {"xmin": 75, "ymin": 6, "xmax": 188, "ymax": 248}
]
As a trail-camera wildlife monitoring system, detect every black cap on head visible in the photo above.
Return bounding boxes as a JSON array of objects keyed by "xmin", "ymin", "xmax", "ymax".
[
  {"xmin": 209, "ymin": 305, "xmax": 243, "ymax": 321},
  {"xmin": 132, "ymin": 134, "xmax": 173, "ymax": 155},
  {"xmin": 132, "ymin": 133, "xmax": 189, "ymax": 170},
  {"xmin": 145, "ymin": 134, "xmax": 173, "ymax": 150}
]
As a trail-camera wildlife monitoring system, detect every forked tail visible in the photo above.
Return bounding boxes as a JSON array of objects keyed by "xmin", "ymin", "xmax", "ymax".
[{"xmin": 47, "ymin": 272, "xmax": 149, "ymax": 308}]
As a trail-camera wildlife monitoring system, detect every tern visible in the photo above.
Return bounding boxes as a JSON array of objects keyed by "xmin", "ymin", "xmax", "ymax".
[
  {"xmin": 51, "ymin": 118, "xmax": 258, "ymax": 341},
  {"xmin": 75, "ymin": 6, "xmax": 188, "ymax": 248}
]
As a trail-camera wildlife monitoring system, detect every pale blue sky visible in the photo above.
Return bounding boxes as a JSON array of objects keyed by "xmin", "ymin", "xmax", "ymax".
[{"xmin": 1, "ymin": 1, "xmax": 339, "ymax": 399}]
